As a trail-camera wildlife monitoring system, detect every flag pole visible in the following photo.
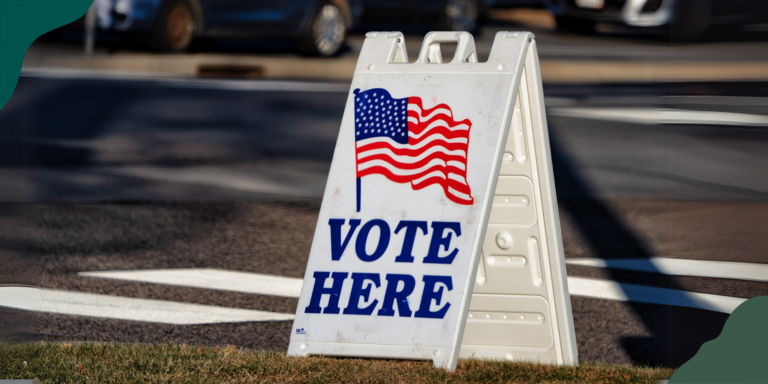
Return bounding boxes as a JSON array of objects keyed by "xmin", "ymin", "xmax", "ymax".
[{"xmin": 353, "ymin": 88, "xmax": 362, "ymax": 213}]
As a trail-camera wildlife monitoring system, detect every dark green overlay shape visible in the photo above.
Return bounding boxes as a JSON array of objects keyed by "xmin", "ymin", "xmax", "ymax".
[
  {"xmin": 670, "ymin": 296, "xmax": 768, "ymax": 383},
  {"xmin": 0, "ymin": 0, "xmax": 93, "ymax": 112}
]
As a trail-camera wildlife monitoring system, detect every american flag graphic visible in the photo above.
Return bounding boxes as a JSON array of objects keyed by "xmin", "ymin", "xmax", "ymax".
[{"xmin": 353, "ymin": 88, "xmax": 473, "ymax": 209}]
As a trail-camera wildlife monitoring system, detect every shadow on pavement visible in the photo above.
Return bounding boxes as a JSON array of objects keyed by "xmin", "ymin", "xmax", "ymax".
[
  {"xmin": 549, "ymin": 126, "xmax": 729, "ymax": 367},
  {"xmin": 0, "ymin": 77, "xmax": 139, "ymax": 167}
]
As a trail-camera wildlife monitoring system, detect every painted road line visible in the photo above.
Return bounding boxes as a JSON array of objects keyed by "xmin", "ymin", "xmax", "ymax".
[
  {"xmin": 566, "ymin": 257, "xmax": 768, "ymax": 282},
  {"xmin": 81, "ymin": 268, "xmax": 749, "ymax": 314},
  {"xmin": 159, "ymin": 78, "xmax": 350, "ymax": 93},
  {"xmin": 664, "ymin": 95, "xmax": 768, "ymax": 107},
  {"xmin": 20, "ymin": 68, "xmax": 350, "ymax": 93},
  {"xmin": 549, "ymin": 107, "xmax": 768, "ymax": 126},
  {"xmin": 567, "ymin": 277, "xmax": 746, "ymax": 314},
  {"xmin": 0, "ymin": 286, "xmax": 294, "ymax": 325},
  {"xmin": 80, "ymin": 269, "xmax": 304, "ymax": 298}
]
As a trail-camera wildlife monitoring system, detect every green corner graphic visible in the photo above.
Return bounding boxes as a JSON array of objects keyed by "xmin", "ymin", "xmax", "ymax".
[
  {"xmin": 0, "ymin": 0, "xmax": 93, "ymax": 112},
  {"xmin": 670, "ymin": 296, "xmax": 768, "ymax": 383}
]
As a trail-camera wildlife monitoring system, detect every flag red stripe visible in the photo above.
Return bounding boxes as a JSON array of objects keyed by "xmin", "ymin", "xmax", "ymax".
[
  {"xmin": 407, "ymin": 98, "xmax": 453, "ymax": 118},
  {"xmin": 410, "ymin": 176, "xmax": 473, "ymax": 204},
  {"xmin": 357, "ymin": 166, "xmax": 472, "ymax": 199},
  {"xmin": 407, "ymin": 114, "xmax": 470, "ymax": 134},
  {"xmin": 357, "ymin": 152, "xmax": 467, "ymax": 171},
  {"xmin": 408, "ymin": 127, "xmax": 470, "ymax": 144},
  {"xmin": 357, "ymin": 140, "xmax": 468, "ymax": 156},
  {"xmin": 357, "ymin": 130, "xmax": 468, "ymax": 147}
]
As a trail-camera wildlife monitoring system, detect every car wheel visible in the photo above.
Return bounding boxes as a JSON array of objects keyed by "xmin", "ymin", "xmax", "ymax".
[
  {"xmin": 555, "ymin": 15, "xmax": 596, "ymax": 35},
  {"xmin": 150, "ymin": 0, "xmax": 196, "ymax": 53},
  {"xmin": 444, "ymin": 0, "xmax": 480, "ymax": 32},
  {"xmin": 298, "ymin": 3, "xmax": 347, "ymax": 57}
]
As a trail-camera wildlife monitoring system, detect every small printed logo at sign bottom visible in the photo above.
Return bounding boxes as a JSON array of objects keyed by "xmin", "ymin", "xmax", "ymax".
[{"xmin": 295, "ymin": 328, "xmax": 306, "ymax": 335}]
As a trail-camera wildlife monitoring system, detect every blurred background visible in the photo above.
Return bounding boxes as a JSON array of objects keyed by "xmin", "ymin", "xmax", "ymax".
[{"xmin": 2, "ymin": 0, "xmax": 768, "ymax": 369}]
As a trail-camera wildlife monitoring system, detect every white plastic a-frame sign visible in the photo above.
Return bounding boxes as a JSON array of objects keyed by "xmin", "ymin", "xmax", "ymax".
[{"xmin": 288, "ymin": 31, "xmax": 577, "ymax": 370}]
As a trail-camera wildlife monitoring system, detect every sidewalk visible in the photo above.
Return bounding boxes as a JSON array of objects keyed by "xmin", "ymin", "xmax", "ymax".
[{"xmin": 22, "ymin": 43, "xmax": 358, "ymax": 81}]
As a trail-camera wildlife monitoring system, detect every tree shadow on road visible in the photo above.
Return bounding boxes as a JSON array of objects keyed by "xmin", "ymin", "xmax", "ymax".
[{"xmin": 548, "ymin": 127, "xmax": 729, "ymax": 367}]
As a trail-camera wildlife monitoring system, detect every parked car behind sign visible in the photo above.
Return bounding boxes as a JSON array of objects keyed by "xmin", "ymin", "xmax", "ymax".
[
  {"xmin": 94, "ymin": 0, "xmax": 362, "ymax": 55},
  {"xmin": 546, "ymin": 0, "xmax": 768, "ymax": 41},
  {"xmin": 359, "ymin": 0, "xmax": 496, "ymax": 33}
]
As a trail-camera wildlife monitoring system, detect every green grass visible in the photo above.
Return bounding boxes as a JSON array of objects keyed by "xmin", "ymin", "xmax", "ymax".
[{"xmin": 0, "ymin": 342, "xmax": 674, "ymax": 383}]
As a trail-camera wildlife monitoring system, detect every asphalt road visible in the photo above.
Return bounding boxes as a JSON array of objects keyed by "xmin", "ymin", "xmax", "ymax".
[{"xmin": 1, "ymin": 74, "xmax": 767, "ymax": 367}]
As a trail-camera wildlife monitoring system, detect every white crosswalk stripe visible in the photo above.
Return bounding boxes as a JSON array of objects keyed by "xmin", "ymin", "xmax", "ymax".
[
  {"xmin": 80, "ymin": 269, "xmax": 304, "ymax": 298},
  {"xmin": 565, "ymin": 257, "xmax": 768, "ymax": 282},
  {"xmin": 81, "ymin": 266, "xmax": 755, "ymax": 315},
  {"xmin": 549, "ymin": 107, "xmax": 768, "ymax": 126},
  {"xmin": 566, "ymin": 277, "xmax": 745, "ymax": 314},
  {"xmin": 1, "ymin": 256, "xmax": 759, "ymax": 324},
  {"xmin": 0, "ymin": 286, "xmax": 294, "ymax": 325}
]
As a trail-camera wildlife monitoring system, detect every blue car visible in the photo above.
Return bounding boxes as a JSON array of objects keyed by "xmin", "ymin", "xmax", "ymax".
[
  {"xmin": 359, "ymin": 0, "xmax": 495, "ymax": 32},
  {"xmin": 94, "ymin": 0, "xmax": 362, "ymax": 55}
]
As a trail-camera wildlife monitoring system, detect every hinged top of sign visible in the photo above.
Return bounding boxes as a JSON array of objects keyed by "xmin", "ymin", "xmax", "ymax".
[
  {"xmin": 288, "ymin": 30, "xmax": 577, "ymax": 371},
  {"xmin": 356, "ymin": 31, "xmax": 531, "ymax": 74}
]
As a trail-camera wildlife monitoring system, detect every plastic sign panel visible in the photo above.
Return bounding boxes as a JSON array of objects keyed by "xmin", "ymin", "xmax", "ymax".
[{"xmin": 288, "ymin": 31, "xmax": 577, "ymax": 370}]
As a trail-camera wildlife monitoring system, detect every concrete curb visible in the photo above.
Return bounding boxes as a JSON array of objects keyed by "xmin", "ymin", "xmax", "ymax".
[{"xmin": 23, "ymin": 49, "xmax": 357, "ymax": 81}]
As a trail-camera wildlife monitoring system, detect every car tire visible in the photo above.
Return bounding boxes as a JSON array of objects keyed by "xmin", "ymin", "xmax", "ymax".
[
  {"xmin": 298, "ymin": 2, "xmax": 347, "ymax": 57},
  {"xmin": 150, "ymin": 0, "xmax": 196, "ymax": 53},
  {"xmin": 443, "ymin": 0, "xmax": 480, "ymax": 32},
  {"xmin": 555, "ymin": 15, "xmax": 596, "ymax": 35}
]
